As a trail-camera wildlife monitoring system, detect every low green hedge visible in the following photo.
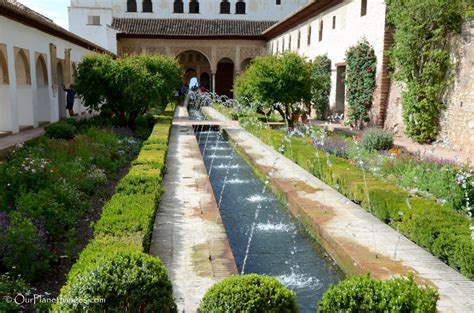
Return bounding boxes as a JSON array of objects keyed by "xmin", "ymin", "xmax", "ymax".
[
  {"xmin": 199, "ymin": 274, "xmax": 297, "ymax": 312},
  {"xmin": 54, "ymin": 112, "xmax": 174, "ymax": 311},
  {"xmin": 241, "ymin": 122, "xmax": 473, "ymax": 280},
  {"xmin": 317, "ymin": 274, "xmax": 438, "ymax": 312}
]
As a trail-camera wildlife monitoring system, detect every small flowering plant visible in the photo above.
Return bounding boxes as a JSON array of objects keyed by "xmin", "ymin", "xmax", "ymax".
[{"xmin": 456, "ymin": 169, "xmax": 473, "ymax": 216}]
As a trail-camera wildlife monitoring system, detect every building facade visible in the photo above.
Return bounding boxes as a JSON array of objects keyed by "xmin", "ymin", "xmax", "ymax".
[
  {"xmin": 68, "ymin": 0, "xmax": 311, "ymax": 53},
  {"xmin": 0, "ymin": 0, "xmax": 110, "ymax": 134}
]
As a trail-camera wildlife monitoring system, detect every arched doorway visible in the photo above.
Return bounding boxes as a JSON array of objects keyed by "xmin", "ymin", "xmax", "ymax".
[
  {"xmin": 0, "ymin": 50, "xmax": 10, "ymax": 131},
  {"xmin": 36, "ymin": 55, "xmax": 50, "ymax": 125},
  {"xmin": 200, "ymin": 72, "xmax": 210, "ymax": 90},
  {"xmin": 176, "ymin": 50, "xmax": 211, "ymax": 89},
  {"xmin": 15, "ymin": 49, "xmax": 33, "ymax": 128},
  {"xmin": 57, "ymin": 61, "xmax": 66, "ymax": 119},
  {"xmin": 216, "ymin": 58, "xmax": 234, "ymax": 98}
]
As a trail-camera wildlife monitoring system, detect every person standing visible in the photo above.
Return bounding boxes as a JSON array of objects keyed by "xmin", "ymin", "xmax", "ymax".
[{"xmin": 62, "ymin": 84, "xmax": 76, "ymax": 117}]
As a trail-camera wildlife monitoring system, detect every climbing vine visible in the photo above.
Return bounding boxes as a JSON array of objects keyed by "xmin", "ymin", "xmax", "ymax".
[
  {"xmin": 310, "ymin": 55, "xmax": 332, "ymax": 119},
  {"xmin": 386, "ymin": 0, "xmax": 464, "ymax": 143},
  {"xmin": 345, "ymin": 39, "xmax": 377, "ymax": 129}
]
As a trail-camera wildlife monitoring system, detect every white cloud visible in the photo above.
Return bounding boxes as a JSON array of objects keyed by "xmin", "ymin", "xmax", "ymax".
[{"xmin": 17, "ymin": 0, "xmax": 70, "ymax": 30}]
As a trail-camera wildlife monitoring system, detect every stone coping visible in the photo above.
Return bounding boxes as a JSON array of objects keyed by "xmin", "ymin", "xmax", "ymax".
[{"xmin": 203, "ymin": 106, "xmax": 474, "ymax": 313}]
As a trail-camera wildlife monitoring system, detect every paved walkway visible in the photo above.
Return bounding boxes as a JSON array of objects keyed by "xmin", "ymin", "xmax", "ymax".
[
  {"xmin": 149, "ymin": 106, "xmax": 237, "ymax": 312},
  {"xmin": 204, "ymin": 107, "xmax": 474, "ymax": 313},
  {"xmin": 310, "ymin": 119, "xmax": 474, "ymax": 168}
]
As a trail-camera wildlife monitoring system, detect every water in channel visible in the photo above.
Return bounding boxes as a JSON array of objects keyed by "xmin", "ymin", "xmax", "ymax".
[{"xmin": 194, "ymin": 127, "xmax": 343, "ymax": 312}]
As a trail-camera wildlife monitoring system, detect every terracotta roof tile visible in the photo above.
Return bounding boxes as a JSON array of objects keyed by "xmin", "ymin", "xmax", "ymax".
[{"xmin": 112, "ymin": 18, "xmax": 277, "ymax": 37}]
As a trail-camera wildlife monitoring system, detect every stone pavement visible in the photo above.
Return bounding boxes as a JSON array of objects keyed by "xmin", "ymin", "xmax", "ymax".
[
  {"xmin": 204, "ymin": 107, "xmax": 474, "ymax": 313},
  {"xmin": 149, "ymin": 106, "xmax": 237, "ymax": 312},
  {"xmin": 310, "ymin": 119, "xmax": 474, "ymax": 168}
]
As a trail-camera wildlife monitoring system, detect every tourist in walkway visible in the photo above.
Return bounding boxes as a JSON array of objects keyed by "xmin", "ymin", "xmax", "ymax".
[{"xmin": 62, "ymin": 84, "xmax": 76, "ymax": 117}]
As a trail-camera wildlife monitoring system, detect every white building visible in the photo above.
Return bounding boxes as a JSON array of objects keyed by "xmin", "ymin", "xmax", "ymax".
[
  {"xmin": 265, "ymin": 0, "xmax": 390, "ymax": 126},
  {"xmin": 68, "ymin": 0, "xmax": 311, "ymax": 54},
  {"xmin": 0, "ymin": 0, "xmax": 111, "ymax": 134}
]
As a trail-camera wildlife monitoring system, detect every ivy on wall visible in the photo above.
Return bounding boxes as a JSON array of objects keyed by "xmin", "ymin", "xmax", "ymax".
[
  {"xmin": 310, "ymin": 55, "xmax": 332, "ymax": 119},
  {"xmin": 345, "ymin": 39, "xmax": 377, "ymax": 129},
  {"xmin": 387, "ymin": 0, "xmax": 464, "ymax": 143}
]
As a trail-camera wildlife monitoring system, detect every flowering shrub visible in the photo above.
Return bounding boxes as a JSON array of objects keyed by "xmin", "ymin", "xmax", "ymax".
[
  {"xmin": 345, "ymin": 39, "xmax": 377, "ymax": 129},
  {"xmin": 360, "ymin": 128, "xmax": 394, "ymax": 151}
]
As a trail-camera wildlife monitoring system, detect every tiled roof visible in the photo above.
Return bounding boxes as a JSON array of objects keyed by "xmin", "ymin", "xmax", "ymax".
[
  {"xmin": 112, "ymin": 18, "xmax": 277, "ymax": 37},
  {"xmin": 0, "ymin": 0, "xmax": 113, "ymax": 54}
]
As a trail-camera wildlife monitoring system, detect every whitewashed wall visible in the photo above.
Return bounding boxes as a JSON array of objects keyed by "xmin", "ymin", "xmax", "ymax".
[
  {"xmin": 268, "ymin": 0, "xmax": 387, "ymax": 113},
  {"xmin": 0, "ymin": 15, "xmax": 96, "ymax": 133}
]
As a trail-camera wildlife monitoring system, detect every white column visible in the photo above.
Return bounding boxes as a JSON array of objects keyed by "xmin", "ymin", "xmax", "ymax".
[
  {"xmin": 30, "ymin": 51, "xmax": 39, "ymax": 127},
  {"xmin": 211, "ymin": 71, "xmax": 216, "ymax": 93},
  {"xmin": 7, "ymin": 45, "xmax": 19, "ymax": 133}
]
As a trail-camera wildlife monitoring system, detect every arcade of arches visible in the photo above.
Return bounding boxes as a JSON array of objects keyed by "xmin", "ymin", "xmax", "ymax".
[{"xmin": 118, "ymin": 38, "xmax": 267, "ymax": 98}]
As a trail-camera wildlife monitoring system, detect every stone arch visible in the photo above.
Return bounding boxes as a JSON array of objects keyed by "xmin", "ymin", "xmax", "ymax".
[
  {"xmin": 216, "ymin": 57, "xmax": 234, "ymax": 98},
  {"xmin": 240, "ymin": 58, "xmax": 252, "ymax": 72},
  {"xmin": 15, "ymin": 49, "xmax": 31, "ymax": 85},
  {"xmin": 36, "ymin": 54, "xmax": 48, "ymax": 86},
  {"xmin": 36, "ymin": 54, "xmax": 50, "ymax": 124},
  {"xmin": 176, "ymin": 50, "xmax": 211, "ymax": 87},
  {"xmin": 0, "ymin": 50, "xmax": 9, "ymax": 84}
]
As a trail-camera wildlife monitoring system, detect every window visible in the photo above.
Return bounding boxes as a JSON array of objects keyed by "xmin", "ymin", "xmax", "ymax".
[
  {"xmin": 87, "ymin": 15, "xmax": 100, "ymax": 25},
  {"xmin": 332, "ymin": 16, "xmax": 336, "ymax": 29},
  {"xmin": 174, "ymin": 0, "xmax": 184, "ymax": 13},
  {"xmin": 235, "ymin": 0, "xmax": 246, "ymax": 14},
  {"xmin": 361, "ymin": 0, "xmax": 367, "ymax": 16},
  {"xmin": 319, "ymin": 20, "xmax": 323, "ymax": 41},
  {"xmin": 142, "ymin": 0, "xmax": 152, "ymax": 12},
  {"xmin": 220, "ymin": 0, "xmax": 230, "ymax": 14},
  {"xmin": 276, "ymin": 0, "xmax": 281, "ymax": 5},
  {"xmin": 297, "ymin": 30, "xmax": 301, "ymax": 49},
  {"xmin": 127, "ymin": 0, "xmax": 137, "ymax": 12},
  {"xmin": 307, "ymin": 25, "xmax": 311, "ymax": 46},
  {"xmin": 189, "ymin": 0, "xmax": 199, "ymax": 14}
]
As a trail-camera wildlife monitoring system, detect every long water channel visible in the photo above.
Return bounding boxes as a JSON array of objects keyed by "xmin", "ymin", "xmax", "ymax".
[{"xmin": 193, "ymin": 123, "xmax": 343, "ymax": 312}]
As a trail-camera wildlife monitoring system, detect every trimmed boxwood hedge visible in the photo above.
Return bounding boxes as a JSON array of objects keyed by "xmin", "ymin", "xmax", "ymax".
[
  {"xmin": 54, "ymin": 112, "xmax": 175, "ymax": 312},
  {"xmin": 317, "ymin": 274, "xmax": 438, "ymax": 312},
  {"xmin": 199, "ymin": 274, "xmax": 298, "ymax": 313},
  {"xmin": 211, "ymin": 105, "xmax": 474, "ymax": 280}
]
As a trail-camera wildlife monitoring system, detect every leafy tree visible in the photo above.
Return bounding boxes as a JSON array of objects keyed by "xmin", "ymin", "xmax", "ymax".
[
  {"xmin": 235, "ymin": 52, "xmax": 312, "ymax": 128},
  {"xmin": 310, "ymin": 55, "xmax": 332, "ymax": 119},
  {"xmin": 75, "ymin": 54, "xmax": 180, "ymax": 129},
  {"xmin": 387, "ymin": 0, "xmax": 464, "ymax": 143}
]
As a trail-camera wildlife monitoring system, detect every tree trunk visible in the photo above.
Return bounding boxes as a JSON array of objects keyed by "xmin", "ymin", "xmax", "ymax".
[{"xmin": 128, "ymin": 111, "xmax": 139, "ymax": 130}]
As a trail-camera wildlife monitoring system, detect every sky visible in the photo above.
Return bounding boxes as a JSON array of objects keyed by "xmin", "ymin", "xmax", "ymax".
[{"xmin": 18, "ymin": 0, "xmax": 70, "ymax": 30}]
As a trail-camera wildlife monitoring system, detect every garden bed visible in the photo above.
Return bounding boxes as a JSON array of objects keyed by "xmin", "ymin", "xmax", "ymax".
[
  {"xmin": 211, "ymin": 103, "xmax": 473, "ymax": 281},
  {"xmin": 52, "ymin": 111, "xmax": 173, "ymax": 311},
  {"xmin": 0, "ymin": 115, "xmax": 161, "ymax": 312}
]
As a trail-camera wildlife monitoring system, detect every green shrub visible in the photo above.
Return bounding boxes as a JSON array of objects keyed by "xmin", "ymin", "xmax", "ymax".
[
  {"xmin": 199, "ymin": 274, "xmax": 298, "ymax": 313},
  {"xmin": 45, "ymin": 121, "xmax": 77, "ymax": 140},
  {"xmin": 360, "ymin": 128, "xmax": 394, "ymax": 151},
  {"xmin": 56, "ymin": 112, "xmax": 173, "ymax": 309},
  {"xmin": 56, "ymin": 252, "xmax": 176, "ymax": 312},
  {"xmin": 0, "ymin": 273, "xmax": 31, "ymax": 312},
  {"xmin": 318, "ymin": 274, "xmax": 438, "ymax": 312},
  {"xmin": 1, "ymin": 212, "xmax": 54, "ymax": 281}
]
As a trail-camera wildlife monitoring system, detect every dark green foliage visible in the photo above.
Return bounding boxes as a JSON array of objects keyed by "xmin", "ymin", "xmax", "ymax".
[
  {"xmin": 310, "ymin": 55, "xmax": 332, "ymax": 119},
  {"xmin": 234, "ymin": 52, "xmax": 312, "ymax": 128},
  {"xmin": 345, "ymin": 39, "xmax": 377, "ymax": 128},
  {"xmin": 57, "ymin": 253, "xmax": 176, "ymax": 313},
  {"xmin": 199, "ymin": 274, "xmax": 298, "ymax": 313},
  {"xmin": 75, "ymin": 54, "xmax": 180, "ymax": 129},
  {"xmin": 0, "ymin": 273, "xmax": 31, "ymax": 312},
  {"xmin": 317, "ymin": 274, "xmax": 438, "ymax": 312},
  {"xmin": 360, "ymin": 128, "xmax": 394, "ymax": 151},
  {"xmin": 55, "ymin": 111, "xmax": 173, "ymax": 310},
  {"xmin": 387, "ymin": 0, "xmax": 464, "ymax": 143},
  {"xmin": 45, "ymin": 120, "xmax": 77, "ymax": 139}
]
